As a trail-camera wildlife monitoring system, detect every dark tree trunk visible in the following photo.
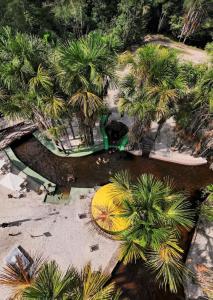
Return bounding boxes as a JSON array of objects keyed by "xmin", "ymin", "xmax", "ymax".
[
  {"xmin": 89, "ymin": 126, "xmax": 94, "ymax": 145},
  {"xmin": 59, "ymin": 139, "xmax": 67, "ymax": 154},
  {"xmin": 155, "ymin": 117, "xmax": 166, "ymax": 141},
  {"xmin": 68, "ymin": 119, "xmax": 75, "ymax": 139}
]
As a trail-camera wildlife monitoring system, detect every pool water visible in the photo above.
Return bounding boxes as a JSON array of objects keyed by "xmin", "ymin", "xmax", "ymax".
[{"xmin": 12, "ymin": 136, "xmax": 212, "ymax": 193}]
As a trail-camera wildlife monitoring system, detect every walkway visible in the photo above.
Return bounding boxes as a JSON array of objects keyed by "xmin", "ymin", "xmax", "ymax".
[
  {"xmin": 144, "ymin": 34, "xmax": 209, "ymax": 64},
  {"xmin": 0, "ymin": 185, "xmax": 120, "ymax": 299}
]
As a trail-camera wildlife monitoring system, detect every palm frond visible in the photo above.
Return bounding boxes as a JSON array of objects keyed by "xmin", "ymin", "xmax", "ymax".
[
  {"xmin": 29, "ymin": 64, "xmax": 52, "ymax": 92},
  {"xmin": 146, "ymin": 238, "xmax": 192, "ymax": 293},
  {"xmin": 81, "ymin": 263, "xmax": 116, "ymax": 300},
  {"xmin": 164, "ymin": 199, "xmax": 195, "ymax": 230},
  {"xmin": 0, "ymin": 254, "xmax": 44, "ymax": 299},
  {"xmin": 110, "ymin": 170, "xmax": 133, "ymax": 203},
  {"xmin": 118, "ymin": 238, "xmax": 147, "ymax": 264},
  {"xmin": 23, "ymin": 261, "xmax": 79, "ymax": 299}
]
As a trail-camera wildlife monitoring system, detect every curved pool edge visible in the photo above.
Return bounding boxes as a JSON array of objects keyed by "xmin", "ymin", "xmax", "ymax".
[
  {"xmin": 33, "ymin": 131, "xmax": 104, "ymax": 158},
  {"xmin": 149, "ymin": 152, "xmax": 208, "ymax": 166},
  {"xmin": 4, "ymin": 147, "xmax": 56, "ymax": 196}
]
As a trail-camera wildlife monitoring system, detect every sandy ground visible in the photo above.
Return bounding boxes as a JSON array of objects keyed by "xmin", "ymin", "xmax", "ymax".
[
  {"xmin": 0, "ymin": 184, "xmax": 119, "ymax": 299},
  {"xmin": 144, "ymin": 34, "xmax": 209, "ymax": 64},
  {"xmin": 149, "ymin": 118, "xmax": 207, "ymax": 166}
]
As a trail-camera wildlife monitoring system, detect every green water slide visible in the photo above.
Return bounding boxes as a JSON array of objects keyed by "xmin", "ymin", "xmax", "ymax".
[
  {"xmin": 100, "ymin": 114, "xmax": 129, "ymax": 151},
  {"xmin": 118, "ymin": 134, "xmax": 129, "ymax": 151}
]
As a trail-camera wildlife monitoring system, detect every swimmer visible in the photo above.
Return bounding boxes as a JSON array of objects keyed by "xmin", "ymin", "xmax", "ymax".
[{"xmin": 103, "ymin": 158, "xmax": 109, "ymax": 164}]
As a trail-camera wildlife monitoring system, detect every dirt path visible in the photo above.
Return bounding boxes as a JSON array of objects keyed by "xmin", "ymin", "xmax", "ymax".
[{"xmin": 144, "ymin": 34, "xmax": 209, "ymax": 64}]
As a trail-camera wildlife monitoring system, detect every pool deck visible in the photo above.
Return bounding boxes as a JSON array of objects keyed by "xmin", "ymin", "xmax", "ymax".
[{"xmin": 0, "ymin": 185, "xmax": 120, "ymax": 299}]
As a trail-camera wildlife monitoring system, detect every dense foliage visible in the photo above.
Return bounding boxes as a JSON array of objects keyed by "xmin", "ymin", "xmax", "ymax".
[
  {"xmin": 117, "ymin": 44, "xmax": 212, "ymax": 161},
  {"xmin": 0, "ymin": 1, "xmax": 212, "ymax": 150},
  {"xmin": 0, "ymin": 0, "xmax": 212, "ymax": 48},
  {"xmin": 1, "ymin": 1, "xmax": 211, "ymax": 151},
  {"xmin": 0, "ymin": 28, "xmax": 116, "ymax": 146}
]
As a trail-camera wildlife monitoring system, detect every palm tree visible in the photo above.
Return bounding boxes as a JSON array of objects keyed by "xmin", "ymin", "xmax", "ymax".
[
  {"xmin": 118, "ymin": 44, "xmax": 186, "ymax": 145},
  {"xmin": 22, "ymin": 261, "xmax": 79, "ymax": 299},
  {"xmin": 108, "ymin": 171, "xmax": 195, "ymax": 293},
  {"xmin": 52, "ymin": 32, "xmax": 116, "ymax": 145},
  {"xmin": 180, "ymin": 0, "xmax": 210, "ymax": 43},
  {"xmin": 0, "ymin": 254, "xmax": 43, "ymax": 300},
  {"xmin": 174, "ymin": 65, "xmax": 212, "ymax": 159},
  {"xmin": 0, "ymin": 27, "xmax": 55, "ymax": 129},
  {"xmin": 0, "ymin": 27, "xmax": 47, "ymax": 91},
  {"xmin": 0, "ymin": 259, "xmax": 121, "ymax": 300}
]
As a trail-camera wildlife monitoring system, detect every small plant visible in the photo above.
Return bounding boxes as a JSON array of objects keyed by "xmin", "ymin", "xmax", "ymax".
[{"xmin": 200, "ymin": 184, "xmax": 213, "ymax": 222}]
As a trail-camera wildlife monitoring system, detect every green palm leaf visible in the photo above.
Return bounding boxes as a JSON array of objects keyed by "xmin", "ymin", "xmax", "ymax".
[
  {"xmin": 146, "ymin": 236, "xmax": 192, "ymax": 293},
  {"xmin": 164, "ymin": 198, "xmax": 195, "ymax": 230},
  {"xmin": 80, "ymin": 263, "xmax": 116, "ymax": 300},
  {"xmin": 110, "ymin": 170, "xmax": 133, "ymax": 203},
  {"xmin": 23, "ymin": 261, "xmax": 80, "ymax": 299}
]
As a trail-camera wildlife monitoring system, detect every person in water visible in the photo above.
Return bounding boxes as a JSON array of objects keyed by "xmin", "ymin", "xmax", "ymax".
[{"xmin": 67, "ymin": 175, "xmax": 76, "ymax": 182}]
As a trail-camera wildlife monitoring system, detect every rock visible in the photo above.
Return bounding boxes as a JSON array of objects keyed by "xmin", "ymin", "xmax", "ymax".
[{"xmin": 0, "ymin": 122, "xmax": 37, "ymax": 150}]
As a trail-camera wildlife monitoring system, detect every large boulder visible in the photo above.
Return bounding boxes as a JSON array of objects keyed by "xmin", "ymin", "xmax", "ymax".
[{"xmin": 0, "ymin": 122, "xmax": 37, "ymax": 150}]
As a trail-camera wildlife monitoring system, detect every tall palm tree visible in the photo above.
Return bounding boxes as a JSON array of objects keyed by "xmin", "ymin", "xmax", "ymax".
[
  {"xmin": 0, "ymin": 27, "xmax": 47, "ymax": 92},
  {"xmin": 52, "ymin": 32, "xmax": 116, "ymax": 145},
  {"xmin": 118, "ymin": 44, "xmax": 186, "ymax": 145},
  {"xmin": 0, "ymin": 27, "xmax": 55, "ymax": 130},
  {"xmin": 174, "ymin": 65, "xmax": 212, "ymax": 160},
  {"xmin": 180, "ymin": 0, "xmax": 210, "ymax": 43},
  {"xmin": 107, "ymin": 171, "xmax": 195, "ymax": 293}
]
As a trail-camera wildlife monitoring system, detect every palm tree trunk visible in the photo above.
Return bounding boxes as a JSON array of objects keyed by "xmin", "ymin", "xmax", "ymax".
[
  {"xmin": 155, "ymin": 117, "xmax": 166, "ymax": 141},
  {"xmin": 68, "ymin": 119, "xmax": 75, "ymax": 139},
  {"xmin": 64, "ymin": 126, "xmax": 72, "ymax": 149},
  {"xmin": 59, "ymin": 139, "xmax": 67, "ymax": 154},
  {"xmin": 89, "ymin": 126, "xmax": 94, "ymax": 145},
  {"xmin": 157, "ymin": 12, "xmax": 166, "ymax": 32},
  {"xmin": 32, "ymin": 107, "xmax": 49, "ymax": 130},
  {"xmin": 84, "ymin": 125, "xmax": 90, "ymax": 146}
]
